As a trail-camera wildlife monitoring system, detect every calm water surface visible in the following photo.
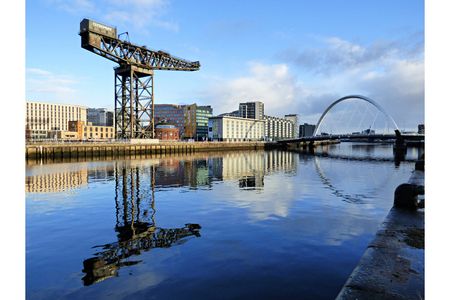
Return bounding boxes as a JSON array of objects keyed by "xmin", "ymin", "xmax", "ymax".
[{"xmin": 26, "ymin": 143, "xmax": 419, "ymax": 299}]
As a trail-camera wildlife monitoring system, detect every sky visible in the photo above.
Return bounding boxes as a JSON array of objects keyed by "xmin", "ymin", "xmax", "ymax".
[{"xmin": 26, "ymin": 0, "xmax": 424, "ymax": 130}]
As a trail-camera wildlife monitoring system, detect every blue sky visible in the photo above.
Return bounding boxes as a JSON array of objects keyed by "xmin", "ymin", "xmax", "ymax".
[{"xmin": 26, "ymin": 0, "xmax": 424, "ymax": 130}]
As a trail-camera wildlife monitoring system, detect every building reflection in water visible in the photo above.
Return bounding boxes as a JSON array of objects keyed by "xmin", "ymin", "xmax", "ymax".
[
  {"xmin": 25, "ymin": 152, "xmax": 297, "ymax": 284},
  {"xmin": 25, "ymin": 151, "xmax": 297, "ymax": 194},
  {"xmin": 82, "ymin": 163, "xmax": 201, "ymax": 286},
  {"xmin": 25, "ymin": 168, "xmax": 88, "ymax": 193}
]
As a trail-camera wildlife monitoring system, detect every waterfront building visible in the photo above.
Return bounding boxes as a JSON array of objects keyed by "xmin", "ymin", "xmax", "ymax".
[
  {"xmin": 208, "ymin": 116, "xmax": 265, "ymax": 141},
  {"xmin": 154, "ymin": 103, "xmax": 212, "ymax": 140},
  {"xmin": 195, "ymin": 105, "xmax": 213, "ymax": 141},
  {"xmin": 239, "ymin": 101, "xmax": 264, "ymax": 120},
  {"xmin": 26, "ymin": 101, "xmax": 87, "ymax": 139},
  {"xmin": 154, "ymin": 104, "xmax": 186, "ymax": 137},
  {"xmin": 68, "ymin": 120, "xmax": 115, "ymax": 140},
  {"xmin": 299, "ymin": 123, "xmax": 316, "ymax": 137},
  {"xmin": 155, "ymin": 122, "xmax": 180, "ymax": 141},
  {"xmin": 284, "ymin": 114, "xmax": 299, "ymax": 138},
  {"xmin": 263, "ymin": 115, "xmax": 295, "ymax": 141},
  {"xmin": 87, "ymin": 108, "xmax": 114, "ymax": 126},
  {"xmin": 183, "ymin": 104, "xmax": 197, "ymax": 139}
]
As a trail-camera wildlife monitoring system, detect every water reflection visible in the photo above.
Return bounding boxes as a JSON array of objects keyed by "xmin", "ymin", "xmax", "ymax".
[
  {"xmin": 25, "ymin": 151, "xmax": 297, "ymax": 193},
  {"xmin": 313, "ymin": 156, "xmax": 393, "ymax": 204},
  {"xmin": 83, "ymin": 164, "xmax": 201, "ymax": 286},
  {"xmin": 25, "ymin": 167, "xmax": 88, "ymax": 193},
  {"xmin": 26, "ymin": 149, "xmax": 416, "ymax": 298}
]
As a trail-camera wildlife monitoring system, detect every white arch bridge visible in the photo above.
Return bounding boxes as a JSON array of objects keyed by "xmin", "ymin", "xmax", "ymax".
[{"xmin": 278, "ymin": 95, "xmax": 424, "ymax": 145}]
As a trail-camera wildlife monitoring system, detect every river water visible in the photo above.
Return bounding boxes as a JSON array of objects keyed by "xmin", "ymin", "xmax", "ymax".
[{"xmin": 26, "ymin": 143, "xmax": 421, "ymax": 299}]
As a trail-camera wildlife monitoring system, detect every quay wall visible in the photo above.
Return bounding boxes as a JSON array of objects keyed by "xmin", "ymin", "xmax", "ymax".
[
  {"xmin": 26, "ymin": 141, "xmax": 268, "ymax": 161},
  {"xmin": 336, "ymin": 159, "xmax": 425, "ymax": 299}
]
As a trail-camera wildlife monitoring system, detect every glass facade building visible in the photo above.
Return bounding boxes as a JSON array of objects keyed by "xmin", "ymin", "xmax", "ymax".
[
  {"xmin": 196, "ymin": 105, "xmax": 213, "ymax": 141},
  {"xmin": 155, "ymin": 103, "xmax": 213, "ymax": 140}
]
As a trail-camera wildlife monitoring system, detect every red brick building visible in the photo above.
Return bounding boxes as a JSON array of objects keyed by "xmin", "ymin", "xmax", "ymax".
[{"xmin": 155, "ymin": 123, "xmax": 179, "ymax": 141}]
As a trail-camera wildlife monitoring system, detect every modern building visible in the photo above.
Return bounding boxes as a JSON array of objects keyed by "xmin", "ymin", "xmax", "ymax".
[
  {"xmin": 183, "ymin": 104, "xmax": 197, "ymax": 139},
  {"xmin": 154, "ymin": 104, "xmax": 186, "ymax": 137},
  {"xmin": 195, "ymin": 105, "xmax": 213, "ymax": 141},
  {"xmin": 263, "ymin": 115, "xmax": 295, "ymax": 141},
  {"xmin": 26, "ymin": 101, "xmax": 87, "ymax": 139},
  {"xmin": 87, "ymin": 108, "xmax": 114, "ymax": 126},
  {"xmin": 239, "ymin": 101, "xmax": 264, "ymax": 120},
  {"xmin": 284, "ymin": 114, "xmax": 299, "ymax": 138},
  {"xmin": 155, "ymin": 122, "xmax": 180, "ymax": 141},
  {"xmin": 208, "ymin": 116, "xmax": 265, "ymax": 141},
  {"xmin": 154, "ymin": 103, "xmax": 212, "ymax": 140},
  {"xmin": 68, "ymin": 120, "xmax": 115, "ymax": 140},
  {"xmin": 299, "ymin": 123, "xmax": 316, "ymax": 137}
]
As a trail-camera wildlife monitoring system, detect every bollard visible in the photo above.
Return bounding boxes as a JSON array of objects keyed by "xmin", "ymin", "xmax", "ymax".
[
  {"xmin": 415, "ymin": 153, "xmax": 425, "ymax": 171},
  {"xmin": 394, "ymin": 183, "xmax": 425, "ymax": 209}
]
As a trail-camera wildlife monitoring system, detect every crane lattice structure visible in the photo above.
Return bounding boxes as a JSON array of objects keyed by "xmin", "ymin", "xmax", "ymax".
[{"xmin": 79, "ymin": 19, "xmax": 200, "ymax": 139}]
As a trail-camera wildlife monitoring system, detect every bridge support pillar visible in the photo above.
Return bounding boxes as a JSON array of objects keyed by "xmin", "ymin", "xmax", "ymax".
[
  {"xmin": 308, "ymin": 141, "xmax": 315, "ymax": 154},
  {"xmin": 394, "ymin": 129, "xmax": 407, "ymax": 164}
]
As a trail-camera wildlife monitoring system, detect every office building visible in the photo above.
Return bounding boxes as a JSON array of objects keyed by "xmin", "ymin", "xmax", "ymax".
[
  {"xmin": 87, "ymin": 108, "xmax": 114, "ymax": 126},
  {"xmin": 196, "ymin": 105, "xmax": 213, "ymax": 140},
  {"xmin": 26, "ymin": 101, "xmax": 87, "ymax": 139},
  {"xmin": 154, "ymin": 104, "xmax": 186, "ymax": 137},
  {"xmin": 208, "ymin": 116, "xmax": 265, "ymax": 141},
  {"xmin": 183, "ymin": 104, "xmax": 197, "ymax": 139},
  {"xmin": 299, "ymin": 123, "xmax": 316, "ymax": 137},
  {"xmin": 154, "ymin": 103, "xmax": 212, "ymax": 140},
  {"xmin": 239, "ymin": 101, "xmax": 264, "ymax": 120}
]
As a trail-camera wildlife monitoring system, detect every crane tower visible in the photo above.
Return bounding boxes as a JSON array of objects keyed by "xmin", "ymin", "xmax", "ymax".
[{"xmin": 79, "ymin": 19, "xmax": 200, "ymax": 139}]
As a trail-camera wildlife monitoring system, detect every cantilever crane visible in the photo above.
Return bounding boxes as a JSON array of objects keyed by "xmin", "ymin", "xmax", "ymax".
[{"xmin": 79, "ymin": 19, "xmax": 200, "ymax": 139}]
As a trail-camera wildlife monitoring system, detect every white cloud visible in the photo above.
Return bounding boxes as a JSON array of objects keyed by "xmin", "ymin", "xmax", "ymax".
[
  {"xmin": 202, "ymin": 62, "xmax": 306, "ymax": 116},
  {"xmin": 26, "ymin": 68, "xmax": 79, "ymax": 102},
  {"xmin": 202, "ymin": 35, "xmax": 424, "ymax": 130}
]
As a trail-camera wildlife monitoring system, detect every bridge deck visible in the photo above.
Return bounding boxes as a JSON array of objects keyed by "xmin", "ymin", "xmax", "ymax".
[{"xmin": 279, "ymin": 134, "xmax": 424, "ymax": 144}]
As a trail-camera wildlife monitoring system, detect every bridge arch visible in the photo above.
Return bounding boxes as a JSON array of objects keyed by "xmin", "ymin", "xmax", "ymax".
[{"xmin": 313, "ymin": 95, "xmax": 399, "ymax": 136}]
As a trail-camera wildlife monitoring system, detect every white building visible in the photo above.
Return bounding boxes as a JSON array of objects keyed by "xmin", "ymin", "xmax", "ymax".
[
  {"xmin": 26, "ymin": 101, "xmax": 87, "ymax": 139},
  {"xmin": 263, "ymin": 115, "xmax": 295, "ymax": 141},
  {"xmin": 284, "ymin": 114, "xmax": 299, "ymax": 138},
  {"xmin": 208, "ymin": 116, "xmax": 265, "ymax": 141}
]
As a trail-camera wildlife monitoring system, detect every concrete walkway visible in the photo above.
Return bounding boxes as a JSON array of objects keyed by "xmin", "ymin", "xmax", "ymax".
[{"xmin": 337, "ymin": 170, "xmax": 424, "ymax": 299}]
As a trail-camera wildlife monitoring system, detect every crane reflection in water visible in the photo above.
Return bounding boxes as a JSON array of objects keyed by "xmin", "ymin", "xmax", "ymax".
[{"xmin": 81, "ymin": 162, "xmax": 201, "ymax": 286}]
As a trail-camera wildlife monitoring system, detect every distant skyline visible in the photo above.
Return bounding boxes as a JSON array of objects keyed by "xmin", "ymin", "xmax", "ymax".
[{"xmin": 26, "ymin": 0, "xmax": 424, "ymax": 130}]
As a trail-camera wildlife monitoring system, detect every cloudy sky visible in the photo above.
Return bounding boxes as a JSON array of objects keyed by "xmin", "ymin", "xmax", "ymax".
[{"xmin": 26, "ymin": 0, "xmax": 424, "ymax": 130}]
